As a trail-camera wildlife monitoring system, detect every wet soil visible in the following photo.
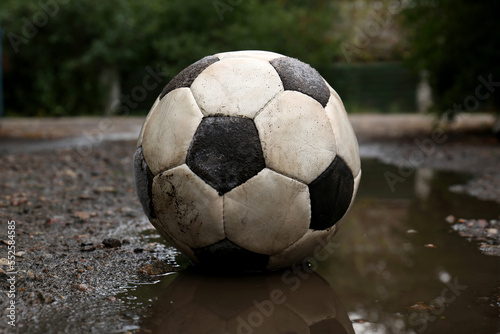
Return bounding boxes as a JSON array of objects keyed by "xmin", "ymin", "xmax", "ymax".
[{"xmin": 0, "ymin": 139, "xmax": 183, "ymax": 333}]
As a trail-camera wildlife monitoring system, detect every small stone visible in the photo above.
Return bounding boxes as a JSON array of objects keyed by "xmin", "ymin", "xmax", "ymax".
[
  {"xmin": 351, "ymin": 319, "xmax": 369, "ymax": 324},
  {"xmin": 80, "ymin": 242, "xmax": 96, "ymax": 252},
  {"xmin": 138, "ymin": 260, "xmax": 176, "ymax": 276},
  {"xmin": 103, "ymin": 238, "xmax": 121, "ymax": 248},
  {"xmin": 0, "ymin": 258, "xmax": 10, "ymax": 266},
  {"xmin": 445, "ymin": 215, "xmax": 455, "ymax": 223},
  {"xmin": 133, "ymin": 248, "xmax": 144, "ymax": 253},
  {"xmin": 26, "ymin": 270, "xmax": 35, "ymax": 279},
  {"xmin": 73, "ymin": 283, "xmax": 93, "ymax": 292},
  {"xmin": 409, "ymin": 301, "xmax": 437, "ymax": 312},
  {"xmin": 477, "ymin": 220, "xmax": 489, "ymax": 228},
  {"xmin": 139, "ymin": 260, "xmax": 177, "ymax": 275},
  {"xmin": 406, "ymin": 229, "xmax": 418, "ymax": 234},
  {"xmin": 37, "ymin": 291, "xmax": 55, "ymax": 304},
  {"xmin": 120, "ymin": 207, "xmax": 137, "ymax": 217},
  {"xmin": 79, "ymin": 194, "xmax": 94, "ymax": 200},
  {"xmin": 479, "ymin": 244, "xmax": 500, "ymax": 256},
  {"xmin": 63, "ymin": 169, "xmax": 78, "ymax": 178},
  {"xmin": 486, "ymin": 228, "xmax": 498, "ymax": 236},
  {"xmin": 424, "ymin": 244, "xmax": 437, "ymax": 248},
  {"xmin": 73, "ymin": 211, "xmax": 90, "ymax": 221},
  {"xmin": 94, "ymin": 186, "xmax": 116, "ymax": 193}
]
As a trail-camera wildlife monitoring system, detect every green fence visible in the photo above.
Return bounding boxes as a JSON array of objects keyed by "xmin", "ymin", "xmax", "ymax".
[{"xmin": 319, "ymin": 62, "xmax": 419, "ymax": 113}]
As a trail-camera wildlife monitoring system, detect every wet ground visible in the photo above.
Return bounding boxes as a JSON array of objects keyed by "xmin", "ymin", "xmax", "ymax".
[{"xmin": 0, "ymin": 114, "xmax": 499, "ymax": 333}]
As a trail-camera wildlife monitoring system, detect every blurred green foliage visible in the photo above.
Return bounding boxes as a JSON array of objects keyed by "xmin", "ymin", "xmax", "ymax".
[
  {"xmin": 400, "ymin": 0, "xmax": 500, "ymax": 115},
  {"xmin": 4, "ymin": 0, "xmax": 496, "ymax": 117},
  {"xmin": 1, "ymin": 0, "xmax": 340, "ymax": 116}
]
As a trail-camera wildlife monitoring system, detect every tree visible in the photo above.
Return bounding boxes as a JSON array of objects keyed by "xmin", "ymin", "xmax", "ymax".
[
  {"xmin": 400, "ymin": 0, "xmax": 500, "ymax": 117},
  {"xmin": 1, "ymin": 0, "xmax": 154, "ymax": 116},
  {"xmin": 1, "ymin": 0, "xmax": 341, "ymax": 116}
]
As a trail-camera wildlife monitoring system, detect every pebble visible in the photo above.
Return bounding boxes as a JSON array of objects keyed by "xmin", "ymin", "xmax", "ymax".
[
  {"xmin": 479, "ymin": 244, "xmax": 500, "ymax": 256},
  {"xmin": 451, "ymin": 218, "xmax": 500, "ymax": 256},
  {"xmin": 78, "ymin": 194, "xmax": 94, "ymax": 200},
  {"xmin": 102, "ymin": 238, "xmax": 121, "ymax": 248},
  {"xmin": 73, "ymin": 283, "xmax": 93, "ymax": 292},
  {"xmin": 409, "ymin": 301, "xmax": 437, "ymax": 312},
  {"xmin": 73, "ymin": 211, "xmax": 91, "ymax": 220},
  {"xmin": 120, "ymin": 207, "xmax": 137, "ymax": 217},
  {"xmin": 487, "ymin": 228, "xmax": 498, "ymax": 236},
  {"xmin": 37, "ymin": 291, "xmax": 55, "ymax": 304},
  {"xmin": 138, "ymin": 260, "xmax": 176, "ymax": 276},
  {"xmin": 478, "ymin": 220, "xmax": 489, "ymax": 228},
  {"xmin": 80, "ymin": 242, "xmax": 96, "ymax": 252}
]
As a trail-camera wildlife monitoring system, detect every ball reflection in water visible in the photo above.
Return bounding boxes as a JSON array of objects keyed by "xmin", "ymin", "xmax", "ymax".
[{"xmin": 140, "ymin": 270, "xmax": 354, "ymax": 334}]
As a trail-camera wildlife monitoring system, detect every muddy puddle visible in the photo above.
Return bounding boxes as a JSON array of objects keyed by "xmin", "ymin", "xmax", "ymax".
[{"xmin": 107, "ymin": 158, "xmax": 500, "ymax": 334}]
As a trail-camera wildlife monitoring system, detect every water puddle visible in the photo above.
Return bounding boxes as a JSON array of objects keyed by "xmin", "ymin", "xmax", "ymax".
[{"xmin": 113, "ymin": 158, "xmax": 500, "ymax": 334}]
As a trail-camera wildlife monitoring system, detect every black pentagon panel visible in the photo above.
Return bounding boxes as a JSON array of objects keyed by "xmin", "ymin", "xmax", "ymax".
[
  {"xmin": 193, "ymin": 239, "xmax": 269, "ymax": 272},
  {"xmin": 308, "ymin": 156, "xmax": 354, "ymax": 230},
  {"xmin": 270, "ymin": 57, "xmax": 330, "ymax": 107},
  {"xmin": 160, "ymin": 55, "xmax": 219, "ymax": 100},
  {"xmin": 186, "ymin": 116, "xmax": 266, "ymax": 195},
  {"xmin": 133, "ymin": 147, "xmax": 156, "ymax": 219}
]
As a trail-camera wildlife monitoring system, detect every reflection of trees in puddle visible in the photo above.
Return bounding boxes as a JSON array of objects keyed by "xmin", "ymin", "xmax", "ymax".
[{"xmin": 139, "ymin": 270, "xmax": 354, "ymax": 334}]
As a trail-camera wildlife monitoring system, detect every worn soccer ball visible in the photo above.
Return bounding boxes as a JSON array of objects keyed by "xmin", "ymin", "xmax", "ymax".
[{"xmin": 134, "ymin": 50, "xmax": 361, "ymax": 271}]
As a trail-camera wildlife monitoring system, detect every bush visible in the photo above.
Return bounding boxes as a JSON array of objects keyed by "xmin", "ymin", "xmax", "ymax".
[
  {"xmin": 1, "ymin": 0, "xmax": 340, "ymax": 116},
  {"xmin": 400, "ymin": 0, "xmax": 500, "ymax": 116}
]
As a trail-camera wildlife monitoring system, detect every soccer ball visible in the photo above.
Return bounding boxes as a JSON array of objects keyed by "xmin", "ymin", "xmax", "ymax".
[
  {"xmin": 134, "ymin": 50, "xmax": 361, "ymax": 271},
  {"xmin": 140, "ymin": 271, "xmax": 355, "ymax": 334}
]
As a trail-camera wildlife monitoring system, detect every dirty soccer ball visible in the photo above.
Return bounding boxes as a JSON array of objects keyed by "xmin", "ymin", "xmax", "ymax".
[{"xmin": 134, "ymin": 50, "xmax": 361, "ymax": 271}]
